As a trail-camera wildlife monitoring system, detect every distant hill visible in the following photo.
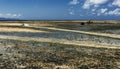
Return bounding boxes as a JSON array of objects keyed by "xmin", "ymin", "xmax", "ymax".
[{"xmin": 0, "ymin": 17, "xmax": 20, "ymax": 21}]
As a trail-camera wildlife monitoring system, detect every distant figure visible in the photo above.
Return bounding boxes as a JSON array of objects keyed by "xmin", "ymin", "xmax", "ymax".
[
  {"xmin": 22, "ymin": 23, "xmax": 29, "ymax": 27},
  {"xmin": 80, "ymin": 20, "xmax": 93, "ymax": 25},
  {"xmin": 87, "ymin": 20, "xmax": 93, "ymax": 24}
]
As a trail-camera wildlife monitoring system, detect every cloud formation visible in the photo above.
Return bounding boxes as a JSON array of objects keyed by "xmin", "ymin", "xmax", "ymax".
[
  {"xmin": 68, "ymin": 7, "xmax": 75, "ymax": 15},
  {"xmin": 0, "ymin": 13, "xmax": 21, "ymax": 18},
  {"xmin": 68, "ymin": 0, "xmax": 120, "ymax": 17},
  {"xmin": 105, "ymin": 8, "xmax": 120, "ymax": 15},
  {"xmin": 83, "ymin": 0, "xmax": 108, "ymax": 9},
  {"xmin": 69, "ymin": 0, "xmax": 79, "ymax": 5},
  {"xmin": 100, "ymin": 8, "xmax": 108, "ymax": 14},
  {"xmin": 112, "ymin": 0, "xmax": 120, "ymax": 7},
  {"xmin": 97, "ymin": 8, "xmax": 120, "ymax": 16}
]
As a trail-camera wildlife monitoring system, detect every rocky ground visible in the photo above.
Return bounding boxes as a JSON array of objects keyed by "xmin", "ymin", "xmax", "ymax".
[
  {"xmin": 0, "ymin": 31, "xmax": 120, "ymax": 46},
  {"xmin": 0, "ymin": 39, "xmax": 120, "ymax": 69},
  {"xmin": 0, "ymin": 21, "xmax": 120, "ymax": 69}
]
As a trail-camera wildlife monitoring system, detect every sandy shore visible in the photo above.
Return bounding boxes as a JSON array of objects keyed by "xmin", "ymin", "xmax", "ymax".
[{"xmin": 0, "ymin": 27, "xmax": 48, "ymax": 33}]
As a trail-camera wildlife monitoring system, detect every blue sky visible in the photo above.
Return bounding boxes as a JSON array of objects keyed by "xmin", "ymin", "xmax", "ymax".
[{"xmin": 0, "ymin": 0, "xmax": 120, "ymax": 20}]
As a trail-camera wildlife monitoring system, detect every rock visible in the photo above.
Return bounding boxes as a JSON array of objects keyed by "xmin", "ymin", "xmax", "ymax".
[
  {"xmin": 22, "ymin": 23, "xmax": 29, "ymax": 27},
  {"xmin": 0, "ymin": 54, "xmax": 3, "ymax": 56},
  {"xmin": 54, "ymin": 65, "xmax": 70, "ymax": 69},
  {"xmin": 79, "ymin": 65, "xmax": 89, "ymax": 69}
]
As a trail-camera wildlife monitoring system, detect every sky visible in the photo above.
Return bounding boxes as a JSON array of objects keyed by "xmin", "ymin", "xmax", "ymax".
[{"xmin": 0, "ymin": 0, "xmax": 120, "ymax": 20}]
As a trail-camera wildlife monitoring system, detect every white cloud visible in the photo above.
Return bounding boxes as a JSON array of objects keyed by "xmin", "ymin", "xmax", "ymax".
[
  {"xmin": 69, "ymin": 11, "xmax": 75, "ymax": 15},
  {"xmin": 105, "ymin": 8, "xmax": 120, "ymax": 15},
  {"xmin": 92, "ymin": 8, "xmax": 96, "ymax": 11},
  {"xmin": 68, "ymin": 6, "xmax": 75, "ymax": 15},
  {"xmin": 96, "ymin": 8, "xmax": 108, "ymax": 16},
  {"xmin": 68, "ymin": 0, "xmax": 120, "ymax": 17},
  {"xmin": 96, "ymin": 8, "xmax": 120, "ymax": 16},
  {"xmin": 69, "ymin": 0, "xmax": 79, "ymax": 5},
  {"xmin": 100, "ymin": 8, "xmax": 108, "ymax": 13},
  {"xmin": 83, "ymin": 0, "xmax": 108, "ymax": 9},
  {"xmin": 0, "ymin": 13, "xmax": 21, "ymax": 18},
  {"xmin": 112, "ymin": 0, "xmax": 120, "ymax": 7}
]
